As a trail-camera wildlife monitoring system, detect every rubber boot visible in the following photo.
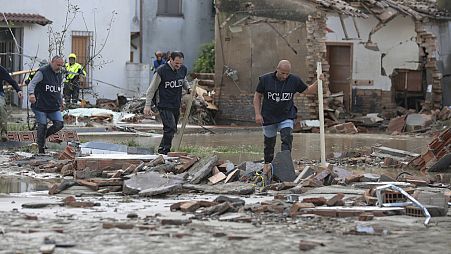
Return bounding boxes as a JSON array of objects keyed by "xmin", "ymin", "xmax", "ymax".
[
  {"xmin": 46, "ymin": 121, "xmax": 64, "ymax": 139},
  {"xmin": 36, "ymin": 123, "xmax": 47, "ymax": 154},
  {"xmin": 264, "ymin": 135, "xmax": 277, "ymax": 163},
  {"xmin": 280, "ymin": 127, "xmax": 293, "ymax": 152}
]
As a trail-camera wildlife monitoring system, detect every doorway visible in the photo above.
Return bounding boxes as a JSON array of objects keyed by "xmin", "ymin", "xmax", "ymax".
[{"xmin": 326, "ymin": 43, "xmax": 352, "ymax": 111}]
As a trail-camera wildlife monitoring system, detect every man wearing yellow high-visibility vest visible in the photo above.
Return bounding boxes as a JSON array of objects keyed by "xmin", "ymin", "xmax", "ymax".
[{"xmin": 63, "ymin": 53, "xmax": 86, "ymax": 104}]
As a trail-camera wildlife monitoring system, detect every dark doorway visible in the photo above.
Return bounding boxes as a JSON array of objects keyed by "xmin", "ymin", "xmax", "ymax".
[
  {"xmin": 327, "ymin": 44, "xmax": 352, "ymax": 111},
  {"xmin": 0, "ymin": 27, "xmax": 23, "ymax": 72}
]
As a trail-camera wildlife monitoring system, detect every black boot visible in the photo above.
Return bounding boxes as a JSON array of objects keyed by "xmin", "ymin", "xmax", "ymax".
[
  {"xmin": 46, "ymin": 121, "xmax": 64, "ymax": 138},
  {"xmin": 280, "ymin": 127, "xmax": 293, "ymax": 152},
  {"xmin": 36, "ymin": 123, "xmax": 47, "ymax": 154},
  {"xmin": 157, "ymin": 134, "xmax": 173, "ymax": 155},
  {"xmin": 264, "ymin": 135, "xmax": 277, "ymax": 163}
]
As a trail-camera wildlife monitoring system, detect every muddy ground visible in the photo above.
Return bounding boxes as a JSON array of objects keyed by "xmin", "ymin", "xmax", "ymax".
[
  {"xmin": 0, "ymin": 131, "xmax": 449, "ymax": 253},
  {"xmin": 0, "ymin": 192, "xmax": 450, "ymax": 254}
]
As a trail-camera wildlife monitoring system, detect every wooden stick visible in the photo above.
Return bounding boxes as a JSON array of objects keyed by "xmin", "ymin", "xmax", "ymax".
[
  {"xmin": 9, "ymin": 69, "xmax": 38, "ymax": 76},
  {"xmin": 173, "ymin": 79, "xmax": 199, "ymax": 151},
  {"xmin": 317, "ymin": 62, "xmax": 326, "ymax": 167}
]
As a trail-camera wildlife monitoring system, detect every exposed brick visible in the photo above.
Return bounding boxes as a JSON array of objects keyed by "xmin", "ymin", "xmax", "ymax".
[
  {"xmin": 7, "ymin": 132, "xmax": 19, "ymax": 141},
  {"xmin": 326, "ymin": 193, "xmax": 345, "ymax": 206},
  {"xmin": 19, "ymin": 132, "xmax": 35, "ymax": 142},
  {"xmin": 302, "ymin": 197, "xmax": 327, "ymax": 206}
]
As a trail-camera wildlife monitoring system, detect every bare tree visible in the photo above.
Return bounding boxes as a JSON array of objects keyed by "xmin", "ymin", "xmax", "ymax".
[{"xmin": 47, "ymin": 0, "xmax": 80, "ymax": 58}]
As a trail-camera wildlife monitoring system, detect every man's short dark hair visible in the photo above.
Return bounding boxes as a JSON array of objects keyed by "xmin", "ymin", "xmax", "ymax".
[{"xmin": 170, "ymin": 51, "xmax": 184, "ymax": 60}]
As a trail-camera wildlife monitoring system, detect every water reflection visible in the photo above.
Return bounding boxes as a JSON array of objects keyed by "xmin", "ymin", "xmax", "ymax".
[
  {"xmin": 80, "ymin": 132, "xmax": 432, "ymax": 163},
  {"xmin": 0, "ymin": 177, "xmax": 49, "ymax": 193}
]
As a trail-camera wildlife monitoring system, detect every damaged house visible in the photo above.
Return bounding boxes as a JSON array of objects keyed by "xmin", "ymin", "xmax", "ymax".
[{"xmin": 214, "ymin": 0, "xmax": 451, "ymax": 122}]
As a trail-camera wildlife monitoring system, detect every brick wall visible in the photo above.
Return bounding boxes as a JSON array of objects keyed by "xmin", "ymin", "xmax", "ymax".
[
  {"xmin": 216, "ymin": 94, "xmax": 255, "ymax": 122},
  {"xmin": 215, "ymin": 93, "xmax": 319, "ymax": 122},
  {"xmin": 352, "ymin": 88, "xmax": 395, "ymax": 114},
  {"xmin": 294, "ymin": 94, "xmax": 318, "ymax": 120}
]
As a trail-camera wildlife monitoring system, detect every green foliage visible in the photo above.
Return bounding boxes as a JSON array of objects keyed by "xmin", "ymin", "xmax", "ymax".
[
  {"xmin": 120, "ymin": 139, "xmax": 140, "ymax": 147},
  {"xmin": 193, "ymin": 41, "xmax": 215, "ymax": 73},
  {"xmin": 179, "ymin": 145, "xmax": 261, "ymax": 157},
  {"xmin": 7, "ymin": 123, "xmax": 29, "ymax": 131}
]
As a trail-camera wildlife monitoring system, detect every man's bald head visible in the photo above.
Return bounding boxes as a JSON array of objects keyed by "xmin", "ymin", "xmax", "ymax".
[{"xmin": 276, "ymin": 60, "xmax": 291, "ymax": 81}]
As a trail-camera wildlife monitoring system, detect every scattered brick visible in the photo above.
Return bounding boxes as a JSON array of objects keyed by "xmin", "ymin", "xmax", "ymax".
[
  {"xmin": 358, "ymin": 212, "xmax": 374, "ymax": 221},
  {"xmin": 302, "ymin": 197, "xmax": 327, "ymax": 206},
  {"xmin": 326, "ymin": 193, "xmax": 345, "ymax": 206}
]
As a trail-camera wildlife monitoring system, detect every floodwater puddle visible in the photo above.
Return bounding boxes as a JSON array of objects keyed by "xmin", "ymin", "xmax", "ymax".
[
  {"xmin": 0, "ymin": 176, "xmax": 49, "ymax": 194},
  {"xmin": 82, "ymin": 132, "xmax": 432, "ymax": 163}
]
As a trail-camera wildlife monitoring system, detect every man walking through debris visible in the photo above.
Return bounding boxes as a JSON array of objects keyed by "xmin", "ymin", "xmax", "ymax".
[
  {"xmin": 63, "ymin": 53, "xmax": 86, "ymax": 104},
  {"xmin": 0, "ymin": 65, "xmax": 23, "ymax": 141},
  {"xmin": 253, "ymin": 60, "xmax": 320, "ymax": 178},
  {"xmin": 144, "ymin": 51, "xmax": 191, "ymax": 155},
  {"xmin": 28, "ymin": 56, "xmax": 65, "ymax": 154}
]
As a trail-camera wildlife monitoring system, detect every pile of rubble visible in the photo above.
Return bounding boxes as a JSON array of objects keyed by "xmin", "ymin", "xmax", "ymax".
[
  {"xmin": 387, "ymin": 107, "xmax": 451, "ymax": 135},
  {"xmin": 5, "ymin": 127, "xmax": 448, "ymax": 232}
]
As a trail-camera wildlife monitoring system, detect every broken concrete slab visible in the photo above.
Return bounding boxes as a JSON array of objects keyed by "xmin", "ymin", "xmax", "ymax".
[
  {"xmin": 214, "ymin": 196, "xmax": 245, "ymax": 206},
  {"xmin": 372, "ymin": 146, "xmax": 420, "ymax": 162},
  {"xmin": 332, "ymin": 166, "xmax": 352, "ymax": 180},
  {"xmin": 301, "ymin": 206, "xmax": 404, "ymax": 218},
  {"xmin": 414, "ymin": 191, "xmax": 448, "ymax": 216},
  {"xmin": 272, "ymin": 151, "xmax": 296, "ymax": 182},
  {"xmin": 305, "ymin": 186, "xmax": 366, "ymax": 195},
  {"xmin": 123, "ymin": 171, "xmax": 185, "ymax": 195},
  {"xmin": 405, "ymin": 113, "xmax": 433, "ymax": 132},
  {"xmin": 237, "ymin": 161, "xmax": 263, "ymax": 182},
  {"xmin": 80, "ymin": 141, "xmax": 128, "ymax": 154},
  {"xmin": 361, "ymin": 173, "xmax": 381, "ymax": 182},
  {"xmin": 202, "ymin": 202, "xmax": 233, "ymax": 216},
  {"xmin": 428, "ymin": 153, "xmax": 451, "ymax": 172},
  {"xmin": 183, "ymin": 182, "xmax": 254, "ymax": 195},
  {"xmin": 139, "ymin": 184, "xmax": 182, "ymax": 197},
  {"xmin": 187, "ymin": 155, "xmax": 218, "ymax": 184}
]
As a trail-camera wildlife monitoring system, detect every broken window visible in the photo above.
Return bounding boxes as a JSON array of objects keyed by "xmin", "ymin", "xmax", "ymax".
[{"xmin": 157, "ymin": 0, "xmax": 183, "ymax": 17}]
